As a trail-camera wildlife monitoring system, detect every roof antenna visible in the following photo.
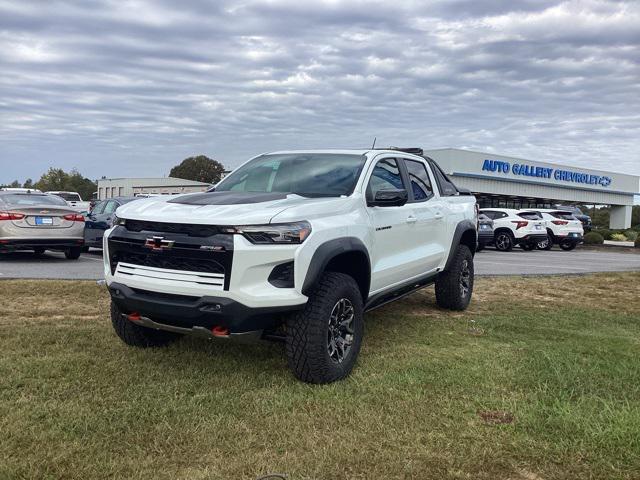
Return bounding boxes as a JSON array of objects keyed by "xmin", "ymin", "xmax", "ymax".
[{"xmin": 371, "ymin": 137, "xmax": 377, "ymax": 149}]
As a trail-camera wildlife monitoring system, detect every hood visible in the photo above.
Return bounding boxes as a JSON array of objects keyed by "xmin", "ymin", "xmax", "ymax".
[{"xmin": 115, "ymin": 191, "xmax": 346, "ymax": 225}]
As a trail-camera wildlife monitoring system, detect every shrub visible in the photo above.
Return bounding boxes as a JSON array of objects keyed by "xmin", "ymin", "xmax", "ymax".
[
  {"xmin": 610, "ymin": 233, "xmax": 627, "ymax": 242},
  {"xmin": 583, "ymin": 232, "xmax": 604, "ymax": 245},
  {"xmin": 597, "ymin": 229, "xmax": 612, "ymax": 240},
  {"xmin": 624, "ymin": 230, "xmax": 638, "ymax": 242}
]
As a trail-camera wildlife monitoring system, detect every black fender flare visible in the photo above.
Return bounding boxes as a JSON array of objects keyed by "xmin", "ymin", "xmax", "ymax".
[
  {"xmin": 301, "ymin": 237, "xmax": 370, "ymax": 298},
  {"xmin": 443, "ymin": 220, "xmax": 477, "ymax": 272}
]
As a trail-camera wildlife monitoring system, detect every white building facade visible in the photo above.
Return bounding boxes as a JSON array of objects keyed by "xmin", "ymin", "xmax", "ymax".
[
  {"xmin": 425, "ymin": 149, "xmax": 639, "ymax": 229},
  {"xmin": 97, "ymin": 177, "xmax": 210, "ymax": 200}
]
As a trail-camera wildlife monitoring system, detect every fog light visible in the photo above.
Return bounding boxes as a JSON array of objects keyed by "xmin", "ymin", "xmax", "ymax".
[{"xmin": 268, "ymin": 261, "xmax": 294, "ymax": 288}]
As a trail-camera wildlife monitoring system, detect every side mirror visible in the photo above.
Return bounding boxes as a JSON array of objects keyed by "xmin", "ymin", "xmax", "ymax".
[{"xmin": 368, "ymin": 189, "xmax": 408, "ymax": 207}]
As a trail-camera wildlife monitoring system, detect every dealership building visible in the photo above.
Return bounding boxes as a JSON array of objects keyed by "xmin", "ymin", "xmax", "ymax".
[
  {"xmin": 425, "ymin": 149, "xmax": 639, "ymax": 229},
  {"xmin": 97, "ymin": 177, "xmax": 209, "ymax": 200}
]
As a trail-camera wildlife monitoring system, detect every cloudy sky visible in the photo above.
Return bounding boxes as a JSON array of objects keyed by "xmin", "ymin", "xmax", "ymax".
[{"xmin": 1, "ymin": 0, "xmax": 639, "ymax": 184}]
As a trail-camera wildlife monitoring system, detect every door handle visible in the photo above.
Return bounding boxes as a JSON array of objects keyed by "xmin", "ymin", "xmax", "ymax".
[
  {"xmin": 434, "ymin": 212, "xmax": 444, "ymax": 220},
  {"xmin": 406, "ymin": 215, "xmax": 417, "ymax": 224}
]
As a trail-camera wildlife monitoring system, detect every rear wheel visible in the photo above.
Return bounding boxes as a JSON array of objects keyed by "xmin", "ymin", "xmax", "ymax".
[
  {"xmin": 494, "ymin": 231, "xmax": 514, "ymax": 252},
  {"xmin": 435, "ymin": 244, "xmax": 474, "ymax": 311},
  {"xmin": 559, "ymin": 241, "xmax": 577, "ymax": 251},
  {"xmin": 110, "ymin": 301, "xmax": 180, "ymax": 348},
  {"xmin": 285, "ymin": 272, "xmax": 364, "ymax": 384},
  {"xmin": 65, "ymin": 247, "xmax": 82, "ymax": 260},
  {"xmin": 537, "ymin": 235, "xmax": 553, "ymax": 250}
]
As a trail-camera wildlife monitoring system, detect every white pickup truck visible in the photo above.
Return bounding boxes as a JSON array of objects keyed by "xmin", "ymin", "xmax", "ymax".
[
  {"xmin": 46, "ymin": 191, "xmax": 91, "ymax": 213},
  {"xmin": 103, "ymin": 148, "xmax": 478, "ymax": 383}
]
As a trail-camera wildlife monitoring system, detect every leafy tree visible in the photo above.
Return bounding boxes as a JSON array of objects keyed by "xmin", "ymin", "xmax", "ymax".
[
  {"xmin": 23, "ymin": 178, "xmax": 33, "ymax": 188},
  {"xmin": 9, "ymin": 180, "xmax": 20, "ymax": 188},
  {"xmin": 169, "ymin": 155, "xmax": 225, "ymax": 184},
  {"xmin": 34, "ymin": 168, "xmax": 97, "ymax": 200}
]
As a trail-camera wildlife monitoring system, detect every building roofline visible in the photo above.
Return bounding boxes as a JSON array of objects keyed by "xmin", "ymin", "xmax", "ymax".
[{"xmin": 425, "ymin": 148, "xmax": 640, "ymax": 180}]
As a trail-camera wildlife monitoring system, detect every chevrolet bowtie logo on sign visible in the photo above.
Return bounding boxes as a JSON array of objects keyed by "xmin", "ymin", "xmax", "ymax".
[{"xmin": 144, "ymin": 236, "xmax": 175, "ymax": 251}]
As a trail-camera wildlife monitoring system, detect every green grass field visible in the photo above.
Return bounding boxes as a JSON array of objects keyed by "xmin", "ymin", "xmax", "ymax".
[{"xmin": 1, "ymin": 273, "xmax": 639, "ymax": 479}]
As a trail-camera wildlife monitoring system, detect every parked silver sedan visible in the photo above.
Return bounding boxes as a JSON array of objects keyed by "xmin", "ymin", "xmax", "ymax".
[{"xmin": 0, "ymin": 191, "xmax": 85, "ymax": 259}]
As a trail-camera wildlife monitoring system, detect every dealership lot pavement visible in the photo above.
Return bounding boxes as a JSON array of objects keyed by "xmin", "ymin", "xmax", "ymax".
[{"xmin": 1, "ymin": 247, "xmax": 639, "ymax": 280}]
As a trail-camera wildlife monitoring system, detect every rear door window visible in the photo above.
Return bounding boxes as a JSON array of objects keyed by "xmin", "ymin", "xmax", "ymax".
[
  {"xmin": 403, "ymin": 159, "xmax": 434, "ymax": 202},
  {"xmin": 427, "ymin": 160, "xmax": 458, "ymax": 196}
]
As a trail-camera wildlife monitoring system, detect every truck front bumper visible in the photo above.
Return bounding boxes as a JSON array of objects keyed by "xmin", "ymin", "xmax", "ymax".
[{"xmin": 109, "ymin": 282, "xmax": 303, "ymax": 334}]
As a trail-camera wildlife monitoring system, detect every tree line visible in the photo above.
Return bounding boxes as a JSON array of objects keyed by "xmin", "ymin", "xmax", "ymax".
[{"xmin": 1, "ymin": 155, "xmax": 227, "ymax": 200}]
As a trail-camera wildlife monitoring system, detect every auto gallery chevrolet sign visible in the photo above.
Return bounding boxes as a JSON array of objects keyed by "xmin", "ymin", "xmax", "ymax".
[{"xmin": 481, "ymin": 159, "xmax": 612, "ymax": 187}]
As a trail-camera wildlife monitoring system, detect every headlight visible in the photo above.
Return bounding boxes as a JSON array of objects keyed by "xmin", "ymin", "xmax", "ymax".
[
  {"xmin": 112, "ymin": 215, "xmax": 126, "ymax": 226},
  {"xmin": 224, "ymin": 221, "xmax": 312, "ymax": 244}
]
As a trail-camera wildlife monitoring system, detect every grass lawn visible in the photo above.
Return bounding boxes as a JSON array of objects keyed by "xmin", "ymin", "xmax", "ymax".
[{"xmin": 1, "ymin": 273, "xmax": 639, "ymax": 480}]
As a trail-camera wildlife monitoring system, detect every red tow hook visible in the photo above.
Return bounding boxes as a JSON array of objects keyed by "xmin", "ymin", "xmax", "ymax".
[
  {"xmin": 127, "ymin": 312, "xmax": 141, "ymax": 322},
  {"xmin": 211, "ymin": 326, "xmax": 229, "ymax": 337}
]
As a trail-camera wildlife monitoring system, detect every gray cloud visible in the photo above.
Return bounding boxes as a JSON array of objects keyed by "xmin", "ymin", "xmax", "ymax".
[{"xmin": 1, "ymin": 0, "xmax": 639, "ymax": 185}]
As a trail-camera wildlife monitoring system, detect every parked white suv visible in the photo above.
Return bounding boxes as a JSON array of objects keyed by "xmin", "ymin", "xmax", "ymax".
[
  {"xmin": 479, "ymin": 208, "xmax": 547, "ymax": 251},
  {"xmin": 534, "ymin": 209, "xmax": 584, "ymax": 250},
  {"xmin": 104, "ymin": 148, "xmax": 478, "ymax": 383}
]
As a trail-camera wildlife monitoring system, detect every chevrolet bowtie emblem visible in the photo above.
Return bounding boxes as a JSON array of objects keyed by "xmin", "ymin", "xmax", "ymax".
[{"xmin": 144, "ymin": 236, "xmax": 175, "ymax": 251}]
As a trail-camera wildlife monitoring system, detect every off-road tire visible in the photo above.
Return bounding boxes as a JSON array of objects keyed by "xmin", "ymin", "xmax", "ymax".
[
  {"xmin": 435, "ymin": 244, "xmax": 474, "ymax": 311},
  {"xmin": 65, "ymin": 247, "xmax": 82, "ymax": 260},
  {"xmin": 110, "ymin": 301, "xmax": 180, "ymax": 348},
  {"xmin": 559, "ymin": 241, "xmax": 577, "ymax": 251},
  {"xmin": 494, "ymin": 231, "xmax": 514, "ymax": 252},
  {"xmin": 285, "ymin": 272, "xmax": 364, "ymax": 384}
]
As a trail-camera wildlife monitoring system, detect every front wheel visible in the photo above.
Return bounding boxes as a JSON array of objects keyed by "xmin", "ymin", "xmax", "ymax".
[
  {"xmin": 435, "ymin": 244, "xmax": 474, "ymax": 311},
  {"xmin": 559, "ymin": 241, "xmax": 577, "ymax": 251},
  {"xmin": 286, "ymin": 272, "xmax": 364, "ymax": 384},
  {"xmin": 494, "ymin": 232, "xmax": 514, "ymax": 252}
]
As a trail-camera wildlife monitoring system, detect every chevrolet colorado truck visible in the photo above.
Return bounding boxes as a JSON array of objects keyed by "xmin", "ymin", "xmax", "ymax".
[{"xmin": 104, "ymin": 148, "xmax": 478, "ymax": 383}]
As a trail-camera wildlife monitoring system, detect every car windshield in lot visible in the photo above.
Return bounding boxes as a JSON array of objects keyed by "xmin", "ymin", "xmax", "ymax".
[
  {"xmin": 215, "ymin": 153, "xmax": 366, "ymax": 197},
  {"xmin": 52, "ymin": 192, "xmax": 81, "ymax": 201},
  {"xmin": 0, "ymin": 193, "xmax": 69, "ymax": 207}
]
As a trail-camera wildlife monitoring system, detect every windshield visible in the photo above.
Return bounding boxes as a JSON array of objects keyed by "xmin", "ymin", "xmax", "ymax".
[
  {"xmin": 52, "ymin": 192, "xmax": 81, "ymax": 201},
  {"xmin": 215, "ymin": 153, "xmax": 366, "ymax": 197},
  {"xmin": 1, "ymin": 194, "xmax": 68, "ymax": 207}
]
